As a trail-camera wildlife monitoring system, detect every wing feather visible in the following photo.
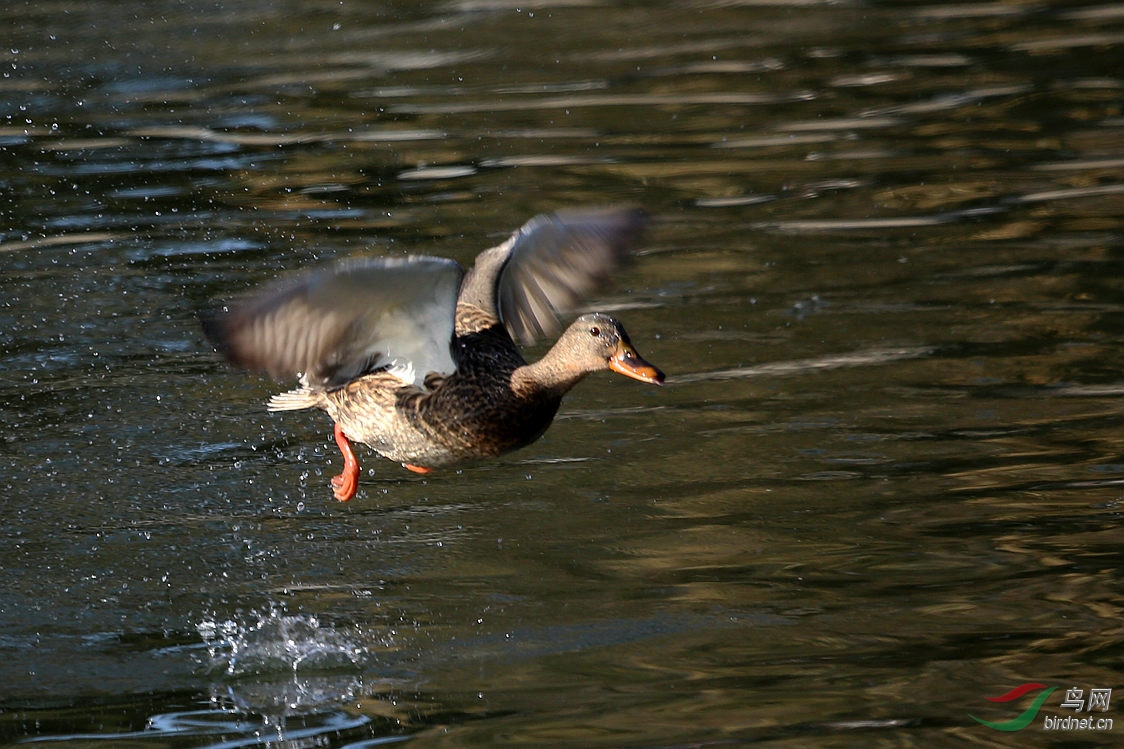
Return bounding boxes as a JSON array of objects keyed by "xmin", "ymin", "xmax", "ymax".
[
  {"xmin": 202, "ymin": 256, "xmax": 464, "ymax": 390},
  {"xmin": 496, "ymin": 207, "xmax": 648, "ymax": 344}
]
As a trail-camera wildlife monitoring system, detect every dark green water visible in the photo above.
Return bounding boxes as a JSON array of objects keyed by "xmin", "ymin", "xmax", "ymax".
[{"xmin": 3, "ymin": 1, "xmax": 1124, "ymax": 746}]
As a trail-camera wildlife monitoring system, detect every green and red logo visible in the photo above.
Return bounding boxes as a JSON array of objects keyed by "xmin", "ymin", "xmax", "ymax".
[
  {"xmin": 970, "ymin": 683, "xmax": 1058, "ymax": 731},
  {"xmin": 971, "ymin": 683, "xmax": 1114, "ymax": 732}
]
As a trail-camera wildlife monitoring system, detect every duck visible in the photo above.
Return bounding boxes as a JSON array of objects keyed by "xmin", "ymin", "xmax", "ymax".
[{"xmin": 202, "ymin": 206, "xmax": 664, "ymax": 501}]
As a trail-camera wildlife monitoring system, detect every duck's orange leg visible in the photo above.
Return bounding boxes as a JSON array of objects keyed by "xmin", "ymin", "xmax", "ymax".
[
  {"xmin": 330, "ymin": 422, "xmax": 360, "ymax": 502},
  {"xmin": 403, "ymin": 463, "xmax": 432, "ymax": 474}
]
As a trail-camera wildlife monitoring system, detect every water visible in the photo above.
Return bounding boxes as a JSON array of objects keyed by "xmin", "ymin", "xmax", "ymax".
[{"xmin": 3, "ymin": 0, "xmax": 1124, "ymax": 745}]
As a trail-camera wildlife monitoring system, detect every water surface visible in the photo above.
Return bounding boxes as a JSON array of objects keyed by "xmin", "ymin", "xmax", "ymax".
[{"xmin": 3, "ymin": 1, "xmax": 1124, "ymax": 746}]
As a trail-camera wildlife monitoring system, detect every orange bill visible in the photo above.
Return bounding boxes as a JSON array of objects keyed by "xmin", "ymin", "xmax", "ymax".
[{"xmin": 608, "ymin": 341, "xmax": 665, "ymax": 385}]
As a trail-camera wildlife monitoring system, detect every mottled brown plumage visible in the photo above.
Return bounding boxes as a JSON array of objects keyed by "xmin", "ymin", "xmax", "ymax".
[{"xmin": 203, "ymin": 207, "xmax": 663, "ymax": 501}]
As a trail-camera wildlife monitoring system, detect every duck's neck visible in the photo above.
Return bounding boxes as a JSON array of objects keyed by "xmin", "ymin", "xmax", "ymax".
[{"xmin": 512, "ymin": 345, "xmax": 591, "ymax": 399}]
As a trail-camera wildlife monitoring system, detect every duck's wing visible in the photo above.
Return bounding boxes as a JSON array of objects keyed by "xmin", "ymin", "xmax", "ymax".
[
  {"xmin": 202, "ymin": 256, "xmax": 464, "ymax": 390},
  {"xmin": 493, "ymin": 207, "xmax": 648, "ymax": 345}
]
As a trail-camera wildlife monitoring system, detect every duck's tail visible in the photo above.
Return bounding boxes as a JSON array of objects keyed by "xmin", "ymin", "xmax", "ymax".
[{"xmin": 267, "ymin": 387, "xmax": 322, "ymax": 412}]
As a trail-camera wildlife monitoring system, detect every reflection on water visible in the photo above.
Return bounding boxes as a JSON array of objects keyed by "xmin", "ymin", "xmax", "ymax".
[
  {"xmin": 21, "ymin": 705, "xmax": 378, "ymax": 748},
  {"xmin": 4, "ymin": 0, "xmax": 1124, "ymax": 746}
]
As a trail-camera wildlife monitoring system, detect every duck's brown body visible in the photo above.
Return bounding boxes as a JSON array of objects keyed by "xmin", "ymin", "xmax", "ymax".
[
  {"xmin": 323, "ymin": 306, "xmax": 562, "ymax": 470},
  {"xmin": 203, "ymin": 207, "xmax": 663, "ymax": 501}
]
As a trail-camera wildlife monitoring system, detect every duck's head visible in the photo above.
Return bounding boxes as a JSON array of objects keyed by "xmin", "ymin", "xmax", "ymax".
[{"xmin": 556, "ymin": 312, "xmax": 665, "ymax": 385}]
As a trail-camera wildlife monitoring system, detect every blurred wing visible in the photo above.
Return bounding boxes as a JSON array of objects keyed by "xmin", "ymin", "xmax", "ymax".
[
  {"xmin": 496, "ymin": 206, "xmax": 648, "ymax": 345},
  {"xmin": 202, "ymin": 256, "xmax": 464, "ymax": 390}
]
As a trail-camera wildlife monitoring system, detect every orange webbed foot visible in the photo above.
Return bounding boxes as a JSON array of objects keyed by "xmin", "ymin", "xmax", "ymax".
[
  {"xmin": 403, "ymin": 463, "xmax": 432, "ymax": 474},
  {"xmin": 331, "ymin": 423, "xmax": 360, "ymax": 502}
]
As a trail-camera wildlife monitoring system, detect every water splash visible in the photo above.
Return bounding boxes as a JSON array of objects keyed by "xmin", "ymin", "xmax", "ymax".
[
  {"xmin": 194, "ymin": 606, "xmax": 398, "ymax": 716},
  {"xmin": 197, "ymin": 607, "xmax": 373, "ymax": 678}
]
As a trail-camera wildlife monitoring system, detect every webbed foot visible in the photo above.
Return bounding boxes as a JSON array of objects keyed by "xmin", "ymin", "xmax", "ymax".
[{"xmin": 331, "ymin": 422, "xmax": 360, "ymax": 501}]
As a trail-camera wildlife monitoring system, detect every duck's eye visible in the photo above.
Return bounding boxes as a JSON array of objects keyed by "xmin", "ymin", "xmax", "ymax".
[{"xmin": 589, "ymin": 326, "xmax": 601, "ymax": 337}]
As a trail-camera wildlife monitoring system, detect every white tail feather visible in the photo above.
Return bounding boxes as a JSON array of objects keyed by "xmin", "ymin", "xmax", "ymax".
[{"xmin": 267, "ymin": 388, "xmax": 320, "ymax": 412}]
